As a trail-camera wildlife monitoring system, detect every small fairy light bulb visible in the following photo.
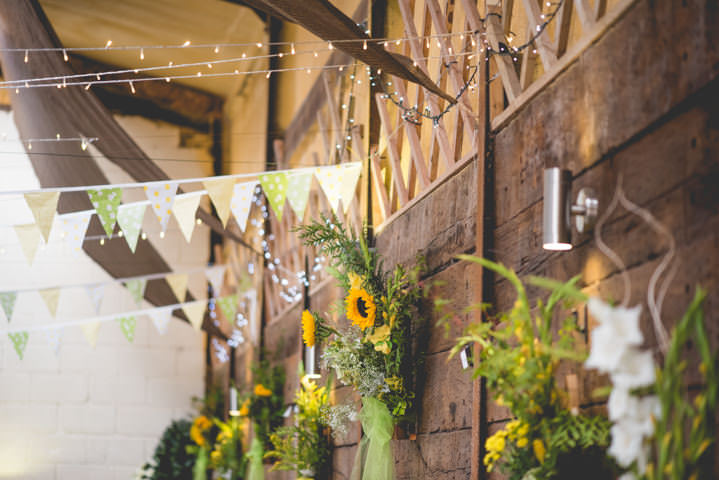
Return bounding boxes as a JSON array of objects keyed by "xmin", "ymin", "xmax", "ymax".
[
  {"xmin": 169, "ymin": 61, "xmax": 174, "ymax": 67},
  {"xmin": 105, "ymin": 40, "xmax": 112, "ymax": 48},
  {"xmin": 63, "ymin": 49, "xmax": 68, "ymax": 61},
  {"xmin": 141, "ymin": 232, "xmax": 147, "ymax": 240},
  {"xmin": 278, "ymin": 52, "xmax": 284, "ymax": 58},
  {"xmin": 328, "ymin": 41, "xmax": 333, "ymax": 50},
  {"xmin": 96, "ymin": 73, "xmax": 101, "ymax": 80},
  {"xmin": 306, "ymin": 68, "xmax": 311, "ymax": 74},
  {"xmin": 241, "ymin": 52, "xmax": 246, "ymax": 58},
  {"xmin": 100, "ymin": 237, "xmax": 105, "ymax": 245},
  {"xmin": 129, "ymin": 81, "xmax": 136, "ymax": 94},
  {"xmin": 256, "ymin": 42, "xmax": 263, "ymax": 48},
  {"xmin": 207, "ymin": 63, "xmax": 213, "ymax": 69},
  {"xmin": 266, "ymin": 71, "xmax": 271, "ymax": 79},
  {"xmin": 396, "ymin": 39, "xmax": 402, "ymax": 46},
  {"xmin": 313, "ymin": 51, "xmax": 318, "ymax": 57},
  {"xmin": 197, "ymin": 71, "xmax": 202, "ymax": 76},
  {"xmin": 27, "ymin": 141, "xmax": 32, "ymax": 150},
  {"xmin": 214, "ymin": 45, "xmax": 220, "ymax": 54},
  {"xmin": 471, "ymin": 37, "xmax": 477, "ymax": 47},
  {"xmin": 196, "ymin": 218, "xmax": 202, "ymax": 225},
  {"xmin": 182, "ymin": 40, "xmax": 191, "ymax": 47},
  {"xmin": 383, "ymin": 41, "xmax": 389, "ymax": 47},
  {"xmin": 24, "ymin": 50, "xmax": 28, "ymax": 63},
  {"xmin": 291, "ymin": 43, "xmax": 296, "ymax": 55},
  {"xmin": 15, "ymin": 88, "xmax": 19, "ymax": 94},
  {"xmin": 377, "ymin": 68, "xmax": 382, "ymax": 74},
  {"xmin": 363, "ymin": 40, "xmax": 367, "ymax": 50},
  {"xmin": 56, "ymin": 133, "xmax": 61, "ymax": 140},
  {"xmin": 165, "ymin": 77, "xmax": 171, "ymax": 82},
  {"xmin": 426, "ymin": 38, "xmax": 430, "ymax": 48},
  {"xmin": 140, "ymin": 48, "xmax": 144, "ymax": 60},
  {"xmin": 117, "ymin": 230, "xmax": 124, "ymax": 238},
  {"xmin": 159, "ymin": 231, "xmax": 165, "ymax": 239}
]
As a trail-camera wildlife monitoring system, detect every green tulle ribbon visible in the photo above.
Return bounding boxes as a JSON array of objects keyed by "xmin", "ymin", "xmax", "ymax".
[
  {"xmin": 351, "ymin": 397, "xmax": 395, "ymax": 480},
  {"xmin": 246, "ymin": 435, "xmax": 265, "ymax": 480},
  {"xmin": 193, "ymin": 446, "xmax": 209, "ymax": 480}
]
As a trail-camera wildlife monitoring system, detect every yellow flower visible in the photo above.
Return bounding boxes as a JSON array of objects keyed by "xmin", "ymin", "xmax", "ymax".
[
  {"xmin": 301, "ymin": 310, "xmax": 316, "ymax": 347},
  {"xmin": 254, "ymin": 383, "xmax": 272, "ymax": 397},
  {"xmin": 516, "ymin": 437, "xmax": 528, "ymax": 448},
  {"xmin": 239, "ymin": 399, "xmax": 249, "ymax": 417},
  {"xmin": 345, "ymin": 288, "xmax": 376, "ymax": 330},
  {"xmin": 485, "ymin": 431, "xmax": 506, "ymax": 453},
  {"xmin": 348, "ymin": 272, "xmax": 364, "ymax": 290},
  {"xmin": 190, "ymin": 415, "xmax": 211, "ymax": 446},
  {"xmin": 385, "ymin": 376, "xmax": 403, "ymax": 390},
  {"xmin": 210, "ymin": 449, "xmax": 221, "ymax": 462},
  {"xmin": 533, "ymin": 439, "xmax": 546, "ymax": 463}
]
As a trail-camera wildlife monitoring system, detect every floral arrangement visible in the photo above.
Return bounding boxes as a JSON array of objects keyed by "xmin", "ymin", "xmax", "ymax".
[
  {"xmin": 136, "ymin": 418, "xmax": 196, "ymax": 480},
  {"xmin": 188, "ymin": 387, "xmax": 225, "ymax": 480},
  {"xmin": 296, "ymin": 215, "xmax": 426, "ymax": 423},
  {"xmin": 265, "ymin": 374, "xmax": 331, "ymax": 479},
  {"xmin": 241, "ymin": 358, "xmax": 286, "ymax": 452},
  {"xmin": 209, "ymin": 416, "xmax": 246, "ymax": 479},
  {"xmin": 450, "ymin": 256, "xmax": 612, "ymax": 479}
]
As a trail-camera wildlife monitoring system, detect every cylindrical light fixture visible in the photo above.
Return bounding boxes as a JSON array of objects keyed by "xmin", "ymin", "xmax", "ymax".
[
  {"xmin": 228, "ymin": 386, "xmax": 240, "ymax": 416},
  {"xmin": 543, "ymin": 167, "xmax": 573, "ymax": 251}
]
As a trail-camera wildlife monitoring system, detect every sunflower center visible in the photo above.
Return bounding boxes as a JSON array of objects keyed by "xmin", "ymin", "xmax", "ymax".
[{"xmin": 355, "ymin": 297, "xmax": 369, "ymax": 318}]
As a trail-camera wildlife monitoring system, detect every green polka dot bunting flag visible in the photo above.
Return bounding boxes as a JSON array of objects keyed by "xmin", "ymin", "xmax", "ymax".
[
  {"xmin": 0, "ymin": 292, "xmax": 17, "ymax": 322},
  {"xmin": 58, "ymin": 212, "xmax": 92, "ymax": 256},
  {"xmin": 286, "ymin": 172, "xmax": 313, "ymax": 219},
  {"xmin": 8, "ymin": 331, "xmax": 29, "ymax": 360},
  {"xmin": 259, "ymin": 172, "xmax": 289, "ymax": 220},
  {"xmin": 87, "ymin": 188, "xmax": 122, "ymax": 237},
  {"xmin": 124, "ymin": 278, "xmax": 147, "ymax": 307},
  {"xmin": 116, "ymin": 202, "xmax": 146, "ymax": 253},
  {"xmin": 217, "ymin": 294, "xmax": 238, "ymax": 323},
  {"xmin": 117, "ymin": 316, "xmax": 136, "ymax": 343},
  {"xmin": 144, "ymin": 182, "xmax": 178, "ymax": 232},
  {"xmin": 230, "ymin": 181, "xmax": 258, "ymax": 232}
]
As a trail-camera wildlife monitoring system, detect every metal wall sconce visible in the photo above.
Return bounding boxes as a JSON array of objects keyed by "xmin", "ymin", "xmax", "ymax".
[{"xmin": 542, "ymin": 167, "xmax": 599, "ymax": 251}]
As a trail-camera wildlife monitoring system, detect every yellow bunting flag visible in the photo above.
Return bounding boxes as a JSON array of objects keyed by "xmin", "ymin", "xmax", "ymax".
[
  {"xmin": 24, "ymin": 192, "xmax": 60, "ymax": 243},
  {"xmin": 166, "ymin": 273, "xmax": 189, "ymax": 302},
  {"xmin": 38, "ymin": 288, "xmax": 61, "ymax": 317},
  {"xmin": 172, "ymin": 193, "xmax": 202, "ymax": 243},
  {"xmin": 315, "ymin": 163, "xmax": 362, "ymax": 213},
  {"xmin": 182, "ymin": 300, "xmax": 206, "ymax": 332},
  {"xmin": 81, "ymin": 322, "xmax": 101, "ymax": 348},
  {"xmin": 14, "ymin": 224, "xmax": 43, "ymax": 265},
  {"xmin": 203, "ymin": 178, "xmax": 235, "ymax": 227},
  {"xmin": 205, "ymin": 265, "xmax": 226, "ymax": 296}
]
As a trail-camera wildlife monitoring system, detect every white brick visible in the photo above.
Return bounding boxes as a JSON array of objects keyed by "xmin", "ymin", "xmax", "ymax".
[
  {"xmin": 0, "ymin": 404, "xmax": 57, "ymax": 433},
  {"xmin": 60, "ymin": 345, "xmax": 117, "ymax": 374},
  {"xmin": 116, "ymin": 406, "xmax": 173, "ymax": 436},
  {"xmin": 4, "ymin": 345, "xmax": 61, "ymax": 372},
  {"xmin": 105, "ymin": 437, "xmax": 145, "ymax": 466},
  {"xmin": 61, "ymin": 405, "xmax": 115, "ymax": 434},
  {"xmin": 175, "ymin": 347, "xmax": 204, "ymax": 377},
  {"xmin": 22, "ymin": 467, "xmax": 55, "ymax": 480},
  {"xmin": 0, "ymin": 373, "xmax": 31, "ymax": 402},
  {"xmin": 116, "ymin": 348, "xmax": 174, "ymax": 377},
  {"xmin": 31, "ymin": 373, "xmax": 88, "ymax": 403},
  {"xmin": 90, "ymin": 376, "xmax": 146, "ymax": 404},
  {"xmin": 164, "ymin": 319, "xmax": 204, "ymax": 347},
  {"xmin": 114, "ymin": 465, "xmax": 140, "ymax": 480},
  {"xmin": 147, "ymin": 377, "xmax": 201, "ymax": 408},
  {"xmin": 45, "ymin": 435, "xmax": 86, "ymax": 464},
  {"xmin": 85, "ymin": 436, "xmax": 107, "ymax": 464},
  {"xmin": 57, "ymin": 464, "xmax": 111, "ymax": 480}
]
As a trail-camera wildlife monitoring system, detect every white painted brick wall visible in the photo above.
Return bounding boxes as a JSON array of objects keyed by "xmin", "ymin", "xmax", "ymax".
[{"xmin": 0, "ymin": 114, "xmax": 210, "ymax": 479}]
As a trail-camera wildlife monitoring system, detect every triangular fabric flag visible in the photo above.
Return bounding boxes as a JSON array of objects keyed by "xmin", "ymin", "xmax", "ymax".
[
  {"xmin": 315, "ymin": 163, "xmax": 362, "ymax": 213},
  {"xmin": 38, "ymin": 288, "xmax": 61, "ymax": 318},
  {"xmin": 44, "ymin": 327, "xmax": 63, "ymax": 355},
  {"xmin": 166, "ymin": 273, "xmax": 189, "ymax": 302},
  {"xmin": 85, "ymin": 284, "xmax": 105, "ymax": 313},
  {"xmin": 203, "ymin": 178, "xmax": 235, "ymax": 227},
  {"xmin": 58, "ymin": 211, "xmax": 92, "ymax": 255},
  {"xmin": 117, "ymin": 316, "xmax": 136, "ymax": 343},
  {"xmin": 14, "ymin": 224, "xmax": 43, "ymax": 265},
  {"xmin": 230, "ymin": 181, "xmax": 257, "ymax": 232},
  {"xmin": 81, "ymin": 322, "xmax": 100, "ymax": 348},
  {"xmin": 148, "ymin": 306, "xmax": 174, "ymax": 335},
  {"xmin": 172, "ymin": 193, "xmax": 202, "ymax": 243},
  {"xmin": 87, "ymin": 188, "xmax": 122, "ymax": 237},
  {"xmin": 205, "ymin": 265, "xmax": 226, "ymax": 296},
  {"xmin": 286, "ymin": 172, "xmax": 313, "ymax": 218},
  {"xmin": 259, "ymin": 172, "xmax": 288, "ymax": 220},
  {"xmin": 0, "ymin": 292, "xmax": 17, "ymax": 322},
  {"xmin": 144, "ymin": 182, "xmax": 178, "ymax": 232},
  {"xmin": 24, "ymin": 191, "xmax": 60, "ymax": 243},
  {"xmin": 182, "ymin": 300, "xmax": 206, "ymax": 332},
  {"xmin": 117, "ymin": 202, "xmax": 146, "ymax": 253},
  {"xmin": 124, "ymin": 279, "xmax": 146, "ymax": 306},
  {"xmin": 8, "ymin": 332, "xmax": 29, "ymax": 360},
  {"xmin": 217, "ymin": 294, "xmax": 238, "ymax": 323}
]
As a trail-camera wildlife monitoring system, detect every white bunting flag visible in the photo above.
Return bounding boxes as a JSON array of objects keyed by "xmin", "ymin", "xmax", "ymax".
[
  {"xmin": 203, "ymin": 178, "xmax": 235, "ymax": 227},
  {"xmin": 44, "ymin": 327, "xmax": 63, "ymax": 356},
  {"xmin": 166, "ymin": 273, "xmax": 189, "ymax": 302},
  {"xmin": 148, "ymin": 305, "xmax": 175, "ymax": 335},
  {"xmin": 85, "ymin": 284, "xmax": 105, "ymax": 314},
  {"xmin": 58, "ymin": 212, "xmax": 92, "ymax": 255},
  {"xmin": 172, "ymin": 192, "xmax": 202, "ymax": 243},
  {"xmin": 116, "ymin": 202, "xmax": 146, "ymax": 253},
  {"xmin": 38, "ymin": 288, "xmax": 61, "ymax": 318},
  {"xmin": 182, "ymin": 300, "xmax": 206, "ymax": 332},
  {"xmin": 315, "ymin": 163, "xmax": 362, "ymax": 213},
  {"xmin": 24, "ymin": 191, "xmax": 60, "ymax": 243},
  {"xmin": 230, "ymin": 181, "xmax": 257, "ymax": 232},
  {"xmin": 144, "ymin": 182, "xmax": 178, "ymax": 232},
  {"xmin": 205, "ymin": 265, "xmax": 226, "ymax": 296},
  {"xmin": 81, "ymin": 322, "xmax": 101, "ymax": 348},
  {"xmin": 14, "ymin": 224, "xmax": 43, "ymax": 265}
]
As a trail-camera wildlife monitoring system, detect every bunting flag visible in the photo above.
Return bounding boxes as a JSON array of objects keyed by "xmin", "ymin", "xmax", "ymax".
[
  {"xmin": 259, "ymin": 172, "xmax": 288, "ymax": 220},
  {"xmin": 315, "ymin": 163, "xmax": 362, "ymax": 213},
  {"xmin": 217, "ymin": 294, "xmax": 238, "ymax": 323},
  {"xmin": 230, "ymin": 181, "xmax": 257, "ymax": 232},
  {"xmin": 148, "ymin": 305, "xmax": 174, "ymax": 335},
  {"xmin": 205, "ymin": 265, "xmax": 226, "ymax": 296},
  {"xmin": 58, "ymin": 211, "xmax": 92, "ymax": 255},
  {"xmin": 124, "ymin": 279, "xmax": 146, "ymax": 307},
  {"xmin": 85, "ymin": 284, "xmax": 105, "ymax": 314},
  {"xmin": 87, "ymin": 188, "xmax": 122, "ymax": 237},
  {"xmin": 44, "ymin": 327, "xmax": 63, "ymax": 355},
  {"xmin": 38, "ymin": 288, "xmax": 61, "ymax": 318},
  {"xmin": 117, "ymin": 316, "xmax": 136, "ymax": 343},
  {"xmin": 0, "ymin": 292, "xmax": 17, "ymax": 322},
  {"xmin": 166, "ymin": 273, "xmax": 189, "ymax": 302},
  {"xmin": 286, "ymin": 172, "xmax": 313, "ymax": 219},
  {"xmin": 24, "ymin": 191, "xmax": 60, "ymax": 243},
  {"xmin": 8, "ymin": 331, "xmax": 29, "ymax": 360},
  {"xmin": 182, "ymin": 300, "xmax": 206, "ymax": 332},
  {"xmin": 172, "ymin": 193, "xmax": 202, "ymax": 243},
  {"xmin": 81, "ymin": 322, "xmax": 100, "ymax": 348},
  {"xmin": 203, "ymin": 178, "xmax": 235, "ymax": 227},
  {"xmin": 117, "ymin": 203, "xmax": 146, "ymax": 253},
  {"xmin": 144, "ymin": 182, "xmax": 178, "ymax": 232},
  {"xmin": 14, "ymin": 223, "xmax": 43, "ymax": 265}
]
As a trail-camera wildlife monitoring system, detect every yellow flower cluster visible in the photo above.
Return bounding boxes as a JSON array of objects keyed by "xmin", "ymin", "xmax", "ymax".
[
  {"xmin": 301, "ymin": 310, "xmax": 315, "ymax": 347},
  {"xmin": 254, "ymin": 383, "xmax": 272, "ymax": 397},
  {"xmin": 483, "ymin": 420, "xmax": 532, "ymax": 471},
  {"xmin": 190, "ymin": 415, "xmax": 212, "ymax": 447}
]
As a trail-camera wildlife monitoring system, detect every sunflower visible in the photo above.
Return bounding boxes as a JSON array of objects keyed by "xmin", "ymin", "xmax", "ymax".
[
  {"xmin": 190, "ymin": 415, "xmax": 212, "ymax": 446},
  {"xmin": 345, "ymin": 288, "xmax": 376, "ymax": 330},
  {"xmin": 301, "ymin": 310, "xmax": 315, "ymax": 347},
  {"xmin": 254, "ymin": 383, "xmax": 272, "ymax": 397}
]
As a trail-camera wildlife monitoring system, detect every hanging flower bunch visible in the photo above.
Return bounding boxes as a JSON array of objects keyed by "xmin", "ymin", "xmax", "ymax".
[
  {"xmin": 296, "ymin": 214, "xmax": 426, "ymax": 423},
  {"xmin": 450, "ymin": 256, "xmax": 612, "ymax": 480},
  {"xmin": 265, "ymin": 374, "xmax": 332, "ymax": 479},
  {"xmin": 240, "ymin": 358, "xmax": 286, "ymax": 452},
  {"xmin": 209, "ymin": 416, "xmax": 246, "ymax": 479}
]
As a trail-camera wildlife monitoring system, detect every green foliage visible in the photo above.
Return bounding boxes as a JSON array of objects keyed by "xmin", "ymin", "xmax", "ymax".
[
  {"xmin": 209, "ymin": 417, "xmax": 246, "ymax": 479},
  {"xmin": 138, "ymin": 419, "xmax": 196, "ymax": 480},
  {"xmin": 246, "ymin": 358, "xmax": 286, "ymax": 451}
]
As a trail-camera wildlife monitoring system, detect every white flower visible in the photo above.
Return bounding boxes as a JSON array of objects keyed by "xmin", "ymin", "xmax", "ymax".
[
  {"xmin": 608, "ymin": 420, "xmax": 645, "ymax": 467},
  {"xmin": 618, "ymin": 473, "xmax": 637, "ymax": 480},
  {"xmin": 610, "ymin": 348, "xmax": 656, "ymax": 390},
  {"xmin": 585, "ymin": 298, "xmax": 643, "ymax": 372},
  {"xmin": 607, "ymin": 387, "xmax": 637, "ymax": 421},
  {"xmin": 634, "ymin": 395, "xmax": 660, "ymax": 437}
]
